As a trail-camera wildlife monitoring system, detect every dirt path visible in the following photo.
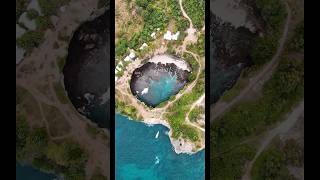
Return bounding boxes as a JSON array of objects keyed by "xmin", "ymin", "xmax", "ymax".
[
  {"xmin": 178, "ymin": 0, "xmax": 197, "ymax": 51},
  {"xmin": 185, "ymin": 94, "xmax": 205, "ymax": 132},
  {"xmin": 210, "ymin": 1, "xmax": 292, "ymax": 123},
  {"xmin": 241, "ymin": 100, "xmax": 304, "ymax": 180}
]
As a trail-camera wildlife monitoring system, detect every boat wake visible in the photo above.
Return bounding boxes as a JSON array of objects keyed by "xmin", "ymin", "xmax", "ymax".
[
  {"xmin": 155, "ymin": 131, "xmax": 159, "ymax": 139},
  {"xmin": 155, "ymin": 156, "xmax": 160, "ymax": 165}
]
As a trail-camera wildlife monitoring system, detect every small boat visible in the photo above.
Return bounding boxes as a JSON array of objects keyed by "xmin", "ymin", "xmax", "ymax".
[
  {"xmin": 155, "ymin": 131, "xmax": 159, "ymax": 139},
  {"xmin": 155, "ymin": 156, "xmax": 160, "ymax": 164}
]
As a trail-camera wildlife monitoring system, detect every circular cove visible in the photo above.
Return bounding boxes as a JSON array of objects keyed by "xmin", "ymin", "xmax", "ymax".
[
  {"xmin": 130, "ymin": 54, "xmax": 191, "ymax": 107},
  {"xmin": 63, "ymin": 10, "xmax": 110, "ymax": 129}
]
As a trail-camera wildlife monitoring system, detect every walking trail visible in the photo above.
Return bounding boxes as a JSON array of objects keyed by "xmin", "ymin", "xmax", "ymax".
[{"xmin": 210, "ymin": 1, "xmax": 292, "ymax": 123}]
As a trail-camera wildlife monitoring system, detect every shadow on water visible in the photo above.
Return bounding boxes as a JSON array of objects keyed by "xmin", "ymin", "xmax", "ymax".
[
  {"xmin": 63, "ymin": 10, "xmax": 110, "ymax": 129},
  {"xmin": 210, "ymin": 11, "xmax": 253, "ymax": 104}
]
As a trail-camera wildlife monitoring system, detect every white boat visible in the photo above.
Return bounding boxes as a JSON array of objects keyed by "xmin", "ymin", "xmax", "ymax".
[
  {"xmin": 155, "ymin": 156, "xmax": 160, "ymax": 164},
  {"xmin": 155, "ymin": 131, "xmax": 159, "ymax": 139}
]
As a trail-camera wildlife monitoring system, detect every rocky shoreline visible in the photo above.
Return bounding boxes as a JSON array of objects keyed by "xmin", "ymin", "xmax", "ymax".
[
  {"xmin": 63, "ymin": 9, "xmax": 110, "ymax": 128},
  {"xmin": 130, "ymin": 54, "xmax": 190, "ymax": 107},
  {"xmin": 210, "ymin": 11, "xmax": 253, "ymax": 104}
]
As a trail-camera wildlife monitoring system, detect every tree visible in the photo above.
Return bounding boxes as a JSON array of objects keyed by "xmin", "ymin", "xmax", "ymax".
[
  {"xmin": 27, "ymin": 9, "xmax": 39, "ymax": 20},
  {"xmin": 16, "ymin": 31, "xmax": 43, "ymax": 52}
]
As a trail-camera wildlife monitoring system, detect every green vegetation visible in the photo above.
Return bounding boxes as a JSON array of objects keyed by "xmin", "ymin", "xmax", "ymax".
[
  {"xmin": 86, "ymin": 123, "xmax": 100, "ymax": 139},
  {"xmin": 252, "ymin": 146, "xmax": 293, "ymax": 180},
  {"xmin": 116, "ymin": 0, "xmax": 169, "ymax": 58},
  {"xmin": 189, "ymin": 106, "xmax": 204, "ymax": 122},
  {"xmin": 17, "ymin": 0, "xmax": 58, "ymax": 54},
  {"xmin": 115, "ymin": 99, "xmax": 139, "ymax": 120},
  {"xmin": 58, "ymin": 31, "xmax": 71, "ymax": 42},
  {"xmin": 16, "ymin": 86, "xmax": 43, "ymax": 125},
  {"xmin": 27, "ymin": 9, "xmax": 39, "ymax": 20},
  {"xmin": 53, "ymin": 82, "xmax": 69, "ymax": 104},
  {"xmin": 183, "ymin": 0, "xmax": 205, "ymax": 29},
  {"xmin": 212, "ymin": 55, "xmax": 303, "ymax": 151},
  {"xmin": 16, "ymin": 0, "xmax": 28, "ymax": 22},
  {"xmin": 35, "ymin": 15, "xmax": 53, "ymax": 31},
  {"xmin": 250, "ymin": 0, "xmax": 287, "ymax": 65},
  {"xmin": 17, "ymin": 111, "xmax": 88, "ymax": 179},
  {"xmin": 116, "ymin": 0, "xmax": 190, "ymax": 58},
  {"xmin": 167, "ymin": 0, "xmax": 189, "ymax": 31},
  {"xmin": 183, "ymin": 53, "xmax": 199, "ymax": 82},
  {"xmin": 166, "ymin": 70, "xmax": 204, "ymax": 142},
  {"xmin": 212, "ymin": 144, "xmax": 256, "ymax": 180},
  {"xmin": 38, "ymin": 0, "xmax": 71, "ymax": 16},
  {"xmin": 97, "ymin": 0, "xmax": 108, "ymax": 9},
  {"xmin": 220, "ymin": 77, "xmax": 247, "ymax": 102},
  {"xmin": 187, "ymin": 33, "xmax": 205, "ymax": 57},
  {"xmin": 251, "ymin": 139, "xmax": 303, "ymax": 180},
  {"xmin": 16, "ymin": 31, "xmax": 43, "ymax": 52},
  {"xmin": 211, "ymin": 55, "xmax": 304, "ymax": 178},
  {"xmin": 16, "ymin": 114, "xmax": 30, "ymax": 160},
  {"xmin": 289, "ymin": 21, "xmax": 304, "ymax": 52},
  {"xmin": 57, "ymin": 56, "xmax": 66, "ymax": 72}
]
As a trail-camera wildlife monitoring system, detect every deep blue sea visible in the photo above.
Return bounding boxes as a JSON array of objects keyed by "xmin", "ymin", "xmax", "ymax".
[
  {"xmin": 115, "ymin": 113, "xmax": 205, "ymax": 180},
  {"xmin": 137, "ymin": 73, "xmax": 184, "ymax": 107},
  {"xmin": 16, "ymin": 163, "xmax": 56, "ymax": 180}
]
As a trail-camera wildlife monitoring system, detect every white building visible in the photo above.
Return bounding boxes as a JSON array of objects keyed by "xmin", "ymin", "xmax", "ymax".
[
  {"xmin": 163, "ymin": 31, "xmax": 180, "ymax": 41},
  {"xmin": 139, "ymin": 43, "xmax": 148, "ymax": 50},
  {"xmin": 129, "ymin": 51, "xmax": 136, "ymax": 59},
  {"xmin": 151, "ymin": 32, "xmax": 156, "ymax": 39},
  {"xmin": 124, "ymin": 56, "xmax": 131, "ymax": 62},
  {"xmin": 171, "ymin": 31, "xmax": 180, "ymax": 40}
]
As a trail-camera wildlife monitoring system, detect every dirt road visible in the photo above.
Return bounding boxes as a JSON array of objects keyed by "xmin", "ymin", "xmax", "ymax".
[{"xmin": 210, "ymin": 2, "xmax": 292, "ymax": 123}]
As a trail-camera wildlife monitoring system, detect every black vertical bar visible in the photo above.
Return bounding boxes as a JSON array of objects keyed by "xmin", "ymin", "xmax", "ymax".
[
  {"xmin": 205, "ymin": 0, "xmax": 211, "ymax": 179},
  {"xmin": 109, "ymin": 0, "xmax": 115, "ymax": 179}
]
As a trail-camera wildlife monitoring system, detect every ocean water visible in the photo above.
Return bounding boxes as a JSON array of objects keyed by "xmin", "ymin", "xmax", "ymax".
[
  {"xmin": 137, "ymin": 73, "xmax": 184, "ymax": 107},
  {"xmin": 115, "ymin": 114, "xmax": 205, "ymax": 180},
  {"xmin": 16, "ymin": 163, "xmax": 56, "ymax": 180}
]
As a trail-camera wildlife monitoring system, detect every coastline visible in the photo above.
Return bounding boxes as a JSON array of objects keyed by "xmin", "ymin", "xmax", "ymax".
[
  {"xmin": 117, "ymin": 112, "xmax": 205, "ymax": 154},
  {"xmin": 149, "ymin": 54, "xmax": 192, "ymax": 72}
]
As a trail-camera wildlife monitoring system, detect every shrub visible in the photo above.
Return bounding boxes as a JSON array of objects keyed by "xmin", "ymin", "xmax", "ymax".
[
  {"xmin": 27, "ymin": 9, "xmax": 39, "ymax": 20},
  {"xmin": 16, "ymin": 31, "xmax": 43, "ymax": 52}
]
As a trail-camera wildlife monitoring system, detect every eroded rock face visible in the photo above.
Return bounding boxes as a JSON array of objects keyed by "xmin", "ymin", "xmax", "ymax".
[
  {"xmin": 210, "ymin": 11, "xmax": 253, "ymax": 104},
  {"xmin": 130, "ymin": 54, "xmax": 190, "ymax": 107},
  {"xmin": 63, "ymin": 10, "xmax": 110, "ymax": 128}
]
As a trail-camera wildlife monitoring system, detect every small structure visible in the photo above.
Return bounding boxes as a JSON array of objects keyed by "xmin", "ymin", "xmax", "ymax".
[
  {"xmin": 129, "ymin": 51, "xmax": 136, "ymax": 60},
  {"xmin": 124, "ymin": 56, "xmax": 131, "ymax": 62},
  {"xmin": 139, "ymin": 43, "xmax": 148, "ymax": 50},
  {"xmin": 163, "ymin": 31, "xmax": 172, "ymax": 40},
  {"xmin": 151, "ymin": 32, "xmax": 156, "ymax": 39},
  {"xmin": 163, "ymin": 31, "xmax": 180, "ymax": 41},
  {"xmin": 116, "ymin": 65, "xmax": 122, "ymax": 71},
  {"xmin": 171, "ymin": 31, "xmax": 180, "ymax": 40}
]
